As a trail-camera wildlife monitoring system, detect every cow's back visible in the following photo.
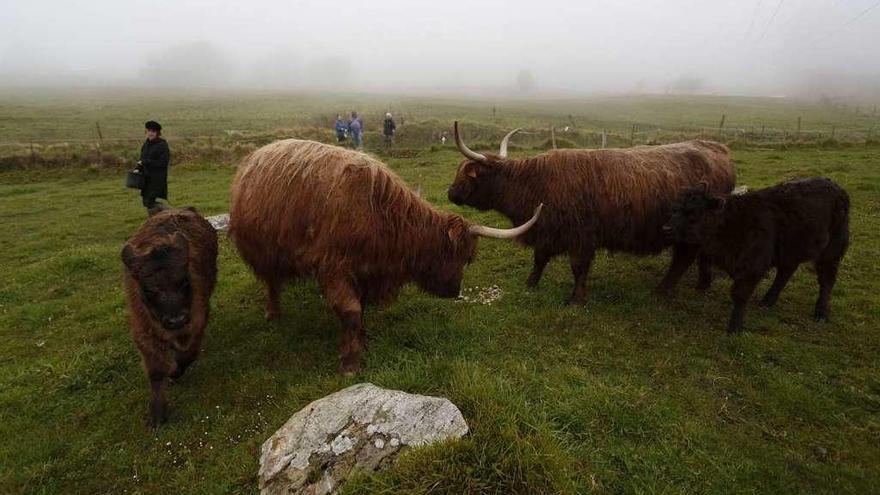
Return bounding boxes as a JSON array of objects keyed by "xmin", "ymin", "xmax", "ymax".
[
  {"xmin": 524, "ymin": 141, "xmax": 734, "ymax": 254},
  {"xmin": 229, "ymin": 139, "xmax": 420, "ymax": 280}
]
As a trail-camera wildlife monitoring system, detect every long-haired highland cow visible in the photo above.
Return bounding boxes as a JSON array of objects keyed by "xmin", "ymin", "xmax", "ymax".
[
  {"xmin": 229, "ymin": 139, "xmax": 541, "ymax": 374},
  {"xmin": 447, "ymin": 122, "xmax": 735, "ymax": 304}
]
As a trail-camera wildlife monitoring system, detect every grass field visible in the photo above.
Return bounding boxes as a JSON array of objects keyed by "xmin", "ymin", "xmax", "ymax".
[{"xmin": 1, "ymin": 92, "xmax": 879, "ymax": 494}]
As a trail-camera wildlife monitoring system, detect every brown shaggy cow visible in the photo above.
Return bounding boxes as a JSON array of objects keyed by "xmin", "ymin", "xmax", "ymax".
[
  {"xmin": 122, "ymin": 207, "xmax": 218, "ymax": 427},
  {"xmin": 447, "ymin": 122, "xmax": 735, "ymax": 304},
  {"xmin": 668, "ymin": 178, "xmax": 849, "ymax": 332},
  {"xmin": 229, "ymin": 139, "xmax": 541, "ymax": 374}
]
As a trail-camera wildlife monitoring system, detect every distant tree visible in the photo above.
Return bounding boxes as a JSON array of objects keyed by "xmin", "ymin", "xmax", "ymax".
[
  {"xmin": 669, "ymin": 75, "xmax": 705, "ymax": 95},
  {"xmin": 250, "ymin": 47, "xmax": 300, "ymax": 89},
  {"xmin": 516, "ymin": 69, "xmax": 537, "ymax": 94},
  {"xmin": 140, "ymin": 41, "xmax": 232, "ymax": 88},
  {"xmin": 304, "ymin": 56, "xmax": 353, "ymax": 90}
]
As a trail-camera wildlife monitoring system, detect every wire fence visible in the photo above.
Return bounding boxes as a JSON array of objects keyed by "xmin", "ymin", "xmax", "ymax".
[{"xmin": 1, "ymin": 118, "xmax": 877, "ymax": 171}]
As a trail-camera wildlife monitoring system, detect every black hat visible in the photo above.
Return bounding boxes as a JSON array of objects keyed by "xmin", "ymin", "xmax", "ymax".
[{"xmin": 145, "ymin": 120, "xmax": 162, "ymax": 131}]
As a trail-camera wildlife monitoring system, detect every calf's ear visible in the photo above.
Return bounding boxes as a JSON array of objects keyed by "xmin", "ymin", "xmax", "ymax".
[
  {"xmin": 696, "ymin": 181, "xmax": 710, "ymax": 193},
  {"xmin": 709, "ymin": 196, "xmax": 726, "ymax": 210},
  {"xmin": 121, "ymin": 244, "xmax": 138, "ymax": 269}
]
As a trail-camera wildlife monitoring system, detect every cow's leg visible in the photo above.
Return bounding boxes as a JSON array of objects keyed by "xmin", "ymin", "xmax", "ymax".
[
  {"xmin": 656, "ymin": 244, "xmax": 699, "ymax": 295},
  {"xmin": 526, "ymin": 248, "xmax": 552, "ymax": 288},
  {"xmin": 696, "ymin": 253, "xmax": 713, "ymax": 291},
  {"xmin": 170, "ymin": 331, "xmax": 204, "ymax": 380},
  {"xmin": 264, "ymin": 276, "xmax": 283, "ymax": 321},
  {"xmin": 567, "ymin": 247, "xmax": 595, "ymax": 305},
  {"xmin": 171, "ymin": 298, "xmax": 209, "ymax": 379},
  {"xmin": 814, "ymin": 259, "xmax": 840, "ymax": 321},
  {"xmin": 137, "ymin": 345, "xmax": 171, "ymax": 428},
  {"xmin": 320, "ymin": 275, "xmax": 365, "ymax": 375},
  {"xmin": 759, "ymin": 264, "xmax": 798, "ymax": 307},
  {"xmin": 727, "ymin": 274, "xmax": 761, "ymax": 333}
]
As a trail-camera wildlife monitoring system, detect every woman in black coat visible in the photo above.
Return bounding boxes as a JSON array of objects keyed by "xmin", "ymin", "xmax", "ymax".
[{"xmin": 139, "ymin": 120, "xmax": 170, "ymax": 210}]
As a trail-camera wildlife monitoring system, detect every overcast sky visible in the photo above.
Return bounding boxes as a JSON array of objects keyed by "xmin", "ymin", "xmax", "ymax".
[{"xmin": 2, "ymin": 0, "xmax": 879, "ymax": 96}]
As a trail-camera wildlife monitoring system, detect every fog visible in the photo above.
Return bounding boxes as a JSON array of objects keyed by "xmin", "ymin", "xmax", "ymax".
[{"xmin": 2, "ymin": 0, "xmax": 879, "ymax": 100}]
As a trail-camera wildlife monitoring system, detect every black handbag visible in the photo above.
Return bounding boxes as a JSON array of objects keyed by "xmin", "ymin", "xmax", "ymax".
[{"xmin": 126, "ymin": 167, "xmax": 145, "ymax": 189}]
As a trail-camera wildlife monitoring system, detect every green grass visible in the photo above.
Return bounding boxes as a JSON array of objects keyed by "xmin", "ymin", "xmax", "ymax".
[{"xmin": 0, "ymin": 94, "xmax": 879, "ymax": 494}]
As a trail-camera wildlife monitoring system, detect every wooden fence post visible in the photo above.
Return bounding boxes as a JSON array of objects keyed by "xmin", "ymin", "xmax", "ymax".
[
  {"xmin": 550, "ymin": 126, "xmax": 557, "ymax": 149},
  {"xmin": 601, "ymin": 129, "xmax": 607, "ymax": 149},
  {"xmin": 718, "ymin": 114, "xmax": 726, "ymax": 139},
  {"xmin": 630, "ymin": 124, "xmax": 636, "ymax": 147},
  {"xmin": 830, "ymin": 125, "xmax": 836, "ymax": 140},
  {"xmin": 796, "ymin": 116, "xmax": 802, "ymax": 140},
  {"xmin": 95, "ymin": 122, "xmax": 105, "ymax": 166}
]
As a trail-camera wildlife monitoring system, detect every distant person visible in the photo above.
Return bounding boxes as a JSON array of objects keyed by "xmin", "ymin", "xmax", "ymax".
[
  {"xmin": 348, "ymin": 111, "xmax": 363, "ymax": 149},
  {"xmin": 138, "ymin": 120, "xmax": 170, "ymax": 211},
  {"xmin": 334, "ymin": 114, "xmax": 348, "ymax": 143},
  {"xmin": 383, "ymin": 112, "xmax": 397, "ymax": 146}
]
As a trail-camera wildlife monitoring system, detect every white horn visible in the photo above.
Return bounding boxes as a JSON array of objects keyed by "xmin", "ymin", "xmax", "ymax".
[
  {"xmin": 454, "ymin": 121, "xmax": 487, "ymax": 163},
  {"xmin": 469, "ymin": 203, "xmax": 543, "ymax": 239},
  {"xmin": 498, "ymin": 128, "xmax": 521, "ymax": 158}
]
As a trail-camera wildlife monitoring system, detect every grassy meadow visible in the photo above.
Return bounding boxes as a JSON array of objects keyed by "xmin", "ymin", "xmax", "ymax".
[{"xmin": 0, "ymin": 90, "xmax": 879, "ymax": 494}]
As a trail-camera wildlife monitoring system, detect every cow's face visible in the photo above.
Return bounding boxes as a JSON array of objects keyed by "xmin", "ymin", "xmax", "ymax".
[
  {"xmin": 122, "ymin": 235, "xmax": 193, "ymax": 332},
  {"xmin": 415, "ymin": 217, "xmax": 478, "ymax": 298},
  {"xmin": 667, "ymin": 186, "xmax": 725, "ymax": 245},
  {"xmin": 447, "ymin": 159, "xmax": 501, "ymax": 210}
]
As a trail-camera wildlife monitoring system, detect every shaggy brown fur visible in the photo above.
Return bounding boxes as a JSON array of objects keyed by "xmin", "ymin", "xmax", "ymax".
[
  {"xmin": 230, "ymin": 139, "xmax": 514, "ymax": 374},
  {"xmin": 448, "ymin": 140, "xmax": 735, "ymax": 303},
  {"xmin": 122, "ymin": 207, "xmax": 218, "ymax": 427},
  {"xmin": 669, "ymin": 178, "xmax": 849, "ymax": 332}
]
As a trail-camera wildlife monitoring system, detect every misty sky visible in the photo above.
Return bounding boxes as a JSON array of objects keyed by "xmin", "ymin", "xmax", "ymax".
[{"xmin": 2, "ymin": 0, "xmax": 879, "ymax": 95}]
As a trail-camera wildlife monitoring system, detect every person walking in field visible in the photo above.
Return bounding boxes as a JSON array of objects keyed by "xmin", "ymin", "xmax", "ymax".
[
  {"xmin": 383, "ymin": 112, "xmax": 396, "ymax": 146},
  {"xmin": 348, "ymin": 111, "xmax": 363, "ymax": 149},
  {"xmin": 334, "ymin": 114, "xmax": 348, "ymax": 143},
  {"xmin": 138, "ymin": 120, "xmax": 170, "ymax": 211}
]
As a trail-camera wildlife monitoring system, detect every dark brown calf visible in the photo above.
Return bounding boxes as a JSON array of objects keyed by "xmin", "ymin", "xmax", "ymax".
[
  {"xmin": 122, "ymin": 207, "xmax": 218, "ymax": 427},
  {"xmin": 668, "ymin": 178, "xmax": 849, "ymax": 332}
]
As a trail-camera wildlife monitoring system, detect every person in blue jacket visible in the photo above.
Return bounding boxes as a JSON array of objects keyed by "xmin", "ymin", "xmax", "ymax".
[
  {"xmin": 348, "ymin": 111, "xmax": 363, "ymax": 149},
  {"xmin": 334, "ymin": 114, "xmax": 347, "ymax": 143}
]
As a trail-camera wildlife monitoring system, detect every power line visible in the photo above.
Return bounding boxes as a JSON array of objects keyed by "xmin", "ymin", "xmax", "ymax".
[
  {"xmin": 808, "ymin": 0, "xmax": 880, "ymax": 46},
  {"xmin": 746, "ymin": 0, "xmax": 763, "ymax": 37},
  {"xmin": 757, "ymin": 0, "xmax": 785, "ymax": 42}
]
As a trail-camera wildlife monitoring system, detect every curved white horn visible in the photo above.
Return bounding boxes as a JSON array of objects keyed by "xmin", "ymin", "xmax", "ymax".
[
  {"xmin": 454, "ymin": 121, "xmax": 487, "ymax": 163},
  {"xmin": 469, "ymin": 203, "xmax": 543, "ymax": 239},
  {"xmin": 498, "ymin": 128, "xmax": 521, "ymax": 158}
]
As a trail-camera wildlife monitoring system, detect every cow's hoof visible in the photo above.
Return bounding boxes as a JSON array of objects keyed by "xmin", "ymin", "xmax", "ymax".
[
  {"xmin": 565, "ymin": 296, "xmax": 585, "ymax": 306},
  {"xmin": 654, "ymin": 286, "xmax": 672, "ymax": 297},
  {"xmin": 169, "ymin": 360, "xmax": 191, "ymax": 380},
  {"xmin": 339, "ymin": 359, "xmax": 361, "ymax": 376},
  {"xmin": 147, "ymin": 408, "xmax": 167, "ymax": 429}
]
